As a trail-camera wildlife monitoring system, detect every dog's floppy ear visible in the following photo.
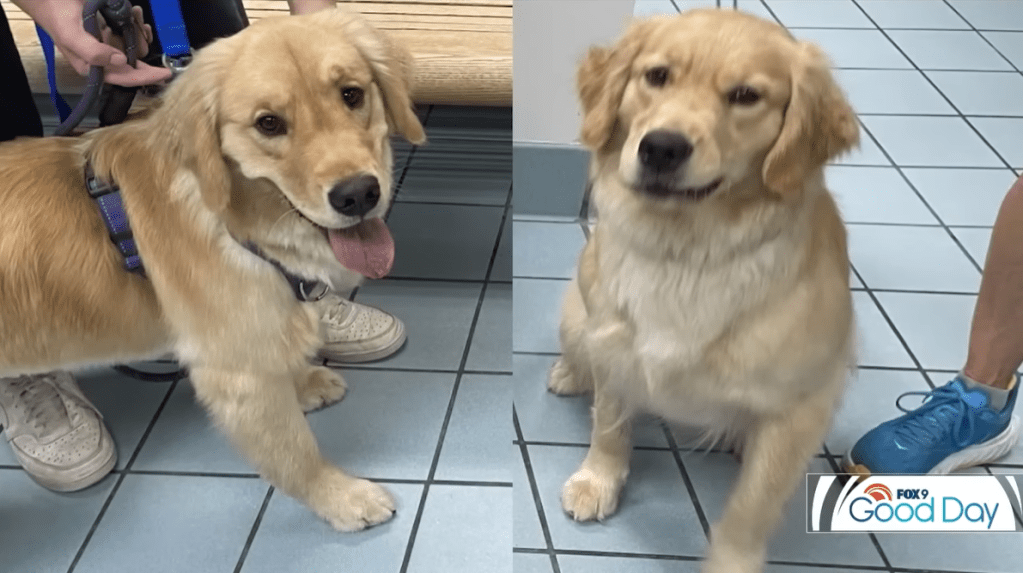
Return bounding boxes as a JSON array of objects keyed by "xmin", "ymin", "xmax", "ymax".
[
  {"xmin": 762, "ymin": 42, "xmax": 859, "ymax": 197},
  {"xmin": 342, "ymin": 12, "xmax": 426, "ymax": 145},
  {"xmin": 156, "ymin": 43, "xmax": 233, "ymax": 213},
  {"xmin": 577, "ymin": 20, "xmax": 650, "ymax": 151}
]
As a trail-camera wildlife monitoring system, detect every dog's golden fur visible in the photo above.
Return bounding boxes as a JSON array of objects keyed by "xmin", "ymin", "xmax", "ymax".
[
  {"xmin": 0, "ymin": 9, "xmax": 424, "ymax": 531},
  {"xmin": 551, "ymin": 10, "xmax": 859, "ymax": 573}
]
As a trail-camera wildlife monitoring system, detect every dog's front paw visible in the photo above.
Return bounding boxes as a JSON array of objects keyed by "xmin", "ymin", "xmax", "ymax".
[
  {"xmin": 561, "ymin": 466, "xmax": 624, "ymax": 521},
  {"xmin": 298, "ymin": 366, "xmax": 348, "ymax": 412},
  {"xmin": 310, "ymin": 469, "xmax": 396, "ymax": 532},
  {"xmin": 548, "ymin": 358, "xmax": 590, "ymax": 396}
]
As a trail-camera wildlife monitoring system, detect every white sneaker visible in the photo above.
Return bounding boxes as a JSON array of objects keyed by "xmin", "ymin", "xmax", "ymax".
[
  {"xmin": 314, "ymin": 294, "xmax": 407, "ymax": 363},
  {"xmin": 0, "ymin": 372, "xmax": 116, "ymax": 492}
]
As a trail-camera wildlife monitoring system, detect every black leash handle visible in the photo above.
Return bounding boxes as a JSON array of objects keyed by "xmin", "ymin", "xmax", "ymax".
[{"xmin": 53, "ymin": 0, "xmax": 140, "ymax": 135}]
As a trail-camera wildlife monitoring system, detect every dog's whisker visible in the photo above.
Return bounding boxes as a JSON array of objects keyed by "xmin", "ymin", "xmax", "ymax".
[{"xmin": 268, "ymin": 207, "xmax": 300, "ymax": 236}]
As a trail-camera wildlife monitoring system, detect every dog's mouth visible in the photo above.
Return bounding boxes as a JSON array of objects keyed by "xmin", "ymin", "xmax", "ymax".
[
  {"xmin": 299, "ymin": 213, "xmax": 395, "ymax": 279},
  {"xmin": 640, "ymin": 177, "xmax": 724, "ymax": 201}
]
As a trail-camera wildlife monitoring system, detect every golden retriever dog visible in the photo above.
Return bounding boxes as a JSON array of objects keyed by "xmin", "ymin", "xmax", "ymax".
[
  {"xmin": 550, "ymin": 9, "xmax": 859, "ymax": 573},
  {"xmin": 0, "ymin": 9, "xmax": 424, "ymax": 531}
]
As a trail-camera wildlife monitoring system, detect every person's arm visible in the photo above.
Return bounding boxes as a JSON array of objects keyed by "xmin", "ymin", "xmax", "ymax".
[
  {"xmin": 287, "ymin": 0, "xmax": 338, "ymax": 16},
  {"xmin": 11, "ymin": 0, "xmax": 170, "ymax": 86}
]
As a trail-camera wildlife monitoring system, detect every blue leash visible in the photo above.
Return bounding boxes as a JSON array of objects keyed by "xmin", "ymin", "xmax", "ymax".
[
  {"xmin": 36, "ymin": 0, "xmax": 191, "ymax": 134},
  {"xmin": 148, "ymin": 0, "xmax": 191, "ymax": 61},
  {"xmin": 35, "ymin": 26, "xmax": 72, "ymax": 123}
]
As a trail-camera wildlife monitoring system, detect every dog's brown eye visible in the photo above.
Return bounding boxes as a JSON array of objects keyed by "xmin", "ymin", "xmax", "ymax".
[
  {"xmin": 342, "ymin": 87, "xmax": 364, "ymax": 109},
  {"xmin": 727, "ymin": 86, "xmax": 761, "ymax": 105},
  {"xmin": 645, "ymin": 66, "xmax": 669, "ymax": 88},
  {"xmin": 255, "ymin": 114, "xmax": 287, "ymax": 136}
]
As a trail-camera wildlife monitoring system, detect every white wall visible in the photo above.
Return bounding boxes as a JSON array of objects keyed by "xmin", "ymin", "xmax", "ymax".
[{"xmin": 513, "ymin": 0, "xmax": 636, "ymax": 146}]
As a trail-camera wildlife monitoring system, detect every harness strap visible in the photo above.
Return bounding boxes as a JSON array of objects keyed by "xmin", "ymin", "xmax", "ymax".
[
  {"xmin": 240, "ymin": 242, "xmax": 330, "ymax": 303},
  {"xmin": 85, "ymin": 162, "xmax": 145, "ymax": 275},
  {"xmin": 84, "ymin": 162, "xmax": 326, "ymax": 301}
]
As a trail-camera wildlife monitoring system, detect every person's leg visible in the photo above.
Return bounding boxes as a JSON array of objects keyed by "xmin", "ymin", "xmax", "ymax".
[
  {"xmin": 0, "ymin": 5, "xmax": 116, "ymax": 492},
  {"xmin": 0, "ymin": 4, "xmax": 43, "ymax": 141},
  {"xmin": 962, "ymin": 176, "xmax": 1023, "ymax": 391},
  {"xmin": 846, "ymin": 176, "xmax": 1023, "ymax": 476}
]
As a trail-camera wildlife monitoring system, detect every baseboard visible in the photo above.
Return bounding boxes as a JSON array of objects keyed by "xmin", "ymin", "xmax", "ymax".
[{"xmin": 513, "ymin": 142, "xmax": 590, "ymax": 218}]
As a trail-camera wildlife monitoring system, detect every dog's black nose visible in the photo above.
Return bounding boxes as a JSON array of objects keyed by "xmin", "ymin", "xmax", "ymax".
[
  {"xmin": 638, "ymin": 130, "xmax": 693, "ymax": 172},
  {"xmin": 328, "ymin": 175, "xmax": 381, "ymax": 217}
]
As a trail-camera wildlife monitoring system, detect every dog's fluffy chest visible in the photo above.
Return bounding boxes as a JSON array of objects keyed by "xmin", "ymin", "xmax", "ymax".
[{"xmin": 592, "ymin": 229, "xmax": 802, "ymax": 422}]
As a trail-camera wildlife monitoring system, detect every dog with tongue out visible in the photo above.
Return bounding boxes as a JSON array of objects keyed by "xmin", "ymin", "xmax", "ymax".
[{"xmin": 0, "ymin": 9, "xmax": 428, "ymax": 533}]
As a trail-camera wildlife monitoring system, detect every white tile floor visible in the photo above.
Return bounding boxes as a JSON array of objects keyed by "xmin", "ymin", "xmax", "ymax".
[{"xmin": 514, "ymin": 2, "xmax": 1023, "ymax": 572}]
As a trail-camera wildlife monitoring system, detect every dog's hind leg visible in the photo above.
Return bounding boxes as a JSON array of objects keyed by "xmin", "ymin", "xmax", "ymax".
[
  {"xmin": 191, "ymin": 365, "xmax": 392, "ymax": 532},
  {"xmin": 549, "ymin": 278, "xmax": 594, "ymax": 396}
]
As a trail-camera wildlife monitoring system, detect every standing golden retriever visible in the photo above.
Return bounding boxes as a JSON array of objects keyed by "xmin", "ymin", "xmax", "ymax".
[
  {"xmin": 550, "ymin": 9, "xmax": 859, "ymax": 573},
  {"xmin": 0, "ymin": 9, "xmax": 424, "ymax": 531}
]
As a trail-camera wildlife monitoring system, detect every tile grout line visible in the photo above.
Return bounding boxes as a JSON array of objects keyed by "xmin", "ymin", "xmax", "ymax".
[
  {"xmin": 65, "ymin": 378, "xmax": 182, "ymax": 573},
  {"xmin": 513, "ymin": 408, "xmax": 562, "ymax": 573},
  {"xmin": 832, "ymin": 164, "xmax": 1013, "ymax": 170},
  {"xmin": 850, "ymin": 264, "xmax": 938, "ymax": 390},
  {"xmin": 845, "ymin": 119, "xmax": 985, "ymax": 372},
  {"xmin": 757, "ymin": 0, "xmax": 783, "ymax": 25},
  {"xmin": 848, "ymin": 0, "xmax": 1018, "ymax": 176},
  {"xmin": 231, "ymin": 485, "xmax": 276, "ymax": 573},
  {"xmin": 857, "ymin": 112, "xmax": 1023, "ymax": 119},
  {"xmin": 517, "ymin": 543, "xmax": 997, "ymax": 572},
  {"xmin": 397, "ymin": 180, "xmax": 511, "ymax": 573},
  {"xmin": 942, "ymin": 0, "xmax": 1023, "ymax": 79},
  {"xmin": 322, "ymin": 364, "xmax": 511, "ymax": 375},
  {"xmin": 662, "ymin": 426, "xmax": 713, "ymax": 538},
  {"xmin": 847, "ymin": 220, "xmax": 996, "ymax": 228}
]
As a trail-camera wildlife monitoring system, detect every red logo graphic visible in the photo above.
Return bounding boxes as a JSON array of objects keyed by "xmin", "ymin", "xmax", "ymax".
[{"xmin": 864, "ymin": 483, "xmax": 893, "ymax": 502}]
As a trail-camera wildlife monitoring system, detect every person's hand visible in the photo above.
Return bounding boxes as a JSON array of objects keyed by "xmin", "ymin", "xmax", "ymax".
[
  {"xmin": 13, "ymin": 0, "xmax": 172, "ymax": 87},
  {"xmin": 288, "ymin": 0, "xmax": 338, "ymax": 16}
]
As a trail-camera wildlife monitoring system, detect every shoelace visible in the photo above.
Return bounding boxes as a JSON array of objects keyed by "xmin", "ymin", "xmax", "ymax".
[
  {"xmin": 2, "ymin": 375, "xmax": 68, "ymax": 435},
  {"xmin": 321, "ymin": 297, "xmax": 354, "ymax": 327},
  {"xmin": 893, "ymin": 384, "xmax": 981, "ymax": 449}
]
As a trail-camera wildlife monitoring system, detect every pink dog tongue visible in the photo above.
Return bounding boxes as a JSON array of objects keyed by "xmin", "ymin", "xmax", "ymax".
[{"xmin": 328, "ymin": 219, "xmax": 395, "ymax": 279}]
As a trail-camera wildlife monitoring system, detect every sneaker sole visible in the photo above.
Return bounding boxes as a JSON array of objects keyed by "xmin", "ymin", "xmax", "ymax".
[
  {"xmin": 318, "ymin": 324, "xmax": 408, "ymax": 364},
  {"xmin": 842, "ymin": 414, "xmax": 1021, "ymax": 477}
]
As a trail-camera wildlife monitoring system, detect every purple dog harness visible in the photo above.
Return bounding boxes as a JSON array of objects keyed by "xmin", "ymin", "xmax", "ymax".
[
  {"xmin": 85, "ymin": 161, "xmax": 144, "ymax": 275},
  {"xmin": 83, "ymin": 160, "xmax": 328, "ymax": 301}
]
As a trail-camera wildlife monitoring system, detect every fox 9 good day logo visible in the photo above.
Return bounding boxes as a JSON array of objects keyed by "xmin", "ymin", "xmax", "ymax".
[{"xmin": 807, "ymin": 474, "xmax": 1023, "ymax": 532}]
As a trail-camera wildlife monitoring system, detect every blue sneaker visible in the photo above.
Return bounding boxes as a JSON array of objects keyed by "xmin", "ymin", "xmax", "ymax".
[{"xmin": 844, "ymin": 376, "xmax": 1020, "ymax": 476}]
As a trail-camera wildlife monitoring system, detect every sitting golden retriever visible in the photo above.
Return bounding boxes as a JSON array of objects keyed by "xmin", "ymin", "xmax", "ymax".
[
  {"xmin": 0, "ymin": 9, "xmax": 424, "ymax": 531},
  {"xmin": 550, "ymin": 9, "xmax": 859, "ymax": 573}
]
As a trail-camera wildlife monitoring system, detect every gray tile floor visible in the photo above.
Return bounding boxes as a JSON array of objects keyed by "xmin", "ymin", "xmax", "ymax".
[
  {"xmin": 514, "ymin": 1, "xmax": 1023, "ymax": 573},
  {"xmin": 0, "ymin": 104, "xmax": 512, "ymax": 573}
]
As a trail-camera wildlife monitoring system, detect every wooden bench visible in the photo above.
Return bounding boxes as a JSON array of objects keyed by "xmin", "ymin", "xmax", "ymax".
[{"xmin": 3, "ymin": 0, "xmax": 511, "ymax": 106}]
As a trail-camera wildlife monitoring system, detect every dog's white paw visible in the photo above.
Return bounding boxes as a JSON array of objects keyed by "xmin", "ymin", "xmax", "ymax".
[
  {"xmin": 561, "ymin": 466, "xmax": 623, "ymax": 521},
  {"xmin": 298, "ymin": 366, "xmax": 348, "ymax": 412},
  {"xmin": 548, "ymin": 358, "xmax": 590, "ymax": 396},
  {"xmin": 311, "ymin": 470, "xmax": 396, "ymax": 532}
]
